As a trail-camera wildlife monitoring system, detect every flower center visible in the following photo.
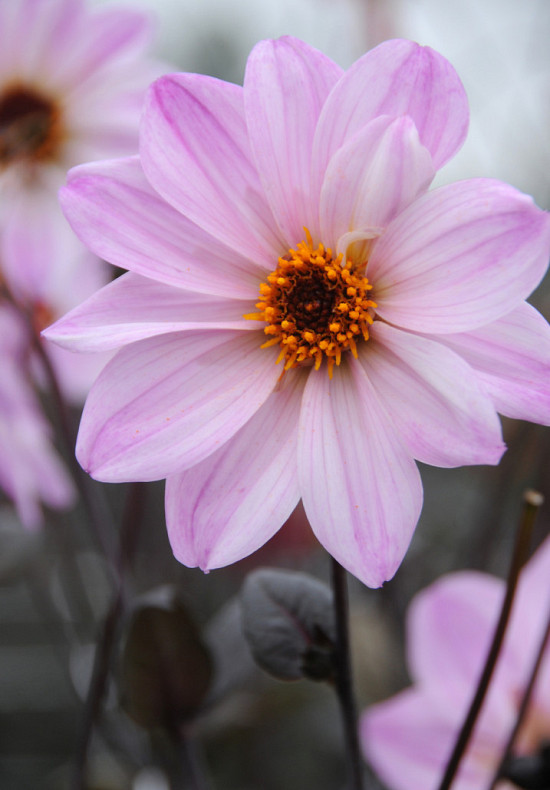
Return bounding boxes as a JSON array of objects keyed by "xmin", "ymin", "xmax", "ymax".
[
  {"xmin": 245, "ymin": 229, "xmax": 377, "ymax": 378},
  {"xmin": 0, "ymin": 85, "xmax": 62, "ymax": 167}
]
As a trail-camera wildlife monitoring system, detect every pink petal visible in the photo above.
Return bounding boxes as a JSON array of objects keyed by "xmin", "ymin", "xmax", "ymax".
[
  {"xmin": 361, "ymin": 322, "xmax": 504, "ymax": 467},
  {"xmin": 140, "ymin": 74, "xmax": 284, "ymax": 267},
  {"xmin": 312, "ymin": 38, "xmax": 468, "ymax": 199},
  {"xmin": 50, "ymin": 6, "xmax": 152, "ymax": 88},
  {"xmin": 437, "ymin": 302, "xmax": 550, "ymax": 425},
  {"xmin": 1, "ymin": 174, "xmax": 83, "ymax": 304},
  {"xmin": 43, "ymin": 272, "xmax": 257, "ymax": 352},
  {"xmin": 320, "ymin": 115, "xmax": 434, "ymax": 243},
  {"xmin": 44, "ymin": 342, "xmax": 112, "ymax": 406},
  {"xmin": 297, "ymin": 358, "xmax": 423, "ymax": 588},
  {"xmin": 369, "ymin": 179, "xmax": 550, "ymax": 333},
  {"xmin": 76, "ymin": 330, "xmax": 281, "ymax": 482},
  {"xmin": 165, "ymin": 371, "xmax": 305, "ymax": 570},
  {"xmin": 362, "ymin": 689, "xmax": 489, "ymax": 790},
  {"xmin": 407, "ymin": 571, "xmax": 516, "ymax": 724},
  {"xmin": 0, "ymin": 0, "xmax": 81, "ymax": 78},
  {"xmin": 505, "ymin": 535, "xmax": 550, "ymax": 682},
  {"xmin": 0, "ymin": 355, "xmax": 75, "ymax": 529},
  {"xmin": 60, "ymin": 157, "xmax": 264, "ymax": 300},
  {"xmin": 243, "ymin": 36, "xmax": 342, "ymax": 243}
]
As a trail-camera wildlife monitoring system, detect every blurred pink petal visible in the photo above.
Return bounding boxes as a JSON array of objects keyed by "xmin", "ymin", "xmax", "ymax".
[
  {"xmin": 0, "ymin": 0, "xmax": 161, "ymax": 305},
  {"xmin": 362, "ymin": 537, "xmax": 550, "ymax": 787},
  {"xmin": 1, "ymin": 176, "xmax": 83, "ymax": 304},
  {"xmin": 53, "ymin": 6, "xmax": 152, "ymax": 88},
  {"xmin": 0, "ymin": 305, "xmax": 74, "ymax": 528},
  {"xmin": 407, "ymin": 572, "xmax": 514, "ymax": 722},
  {"xmin": 362, "ymin": 689, "xmax": 485, "ymax": 790},
  {"xmin": 0, "ymin": 0, "xmax": 81, "ymax": 78}
]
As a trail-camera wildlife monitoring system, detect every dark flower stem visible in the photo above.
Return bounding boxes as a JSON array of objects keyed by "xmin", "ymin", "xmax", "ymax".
[
  {"xmin": 28, "ymin": 319, "xmax": 116, "ymax": 564},
  {"xmin": 436, "ymin": 490, "xmax": 544, "ymax": 790},
  {"xmin": 2, "ymin": 280, "xmax": 116, "ymax": 565},
  {"xmin": 331, "ymin": 557, "xmax": 365, "ymax": 790},
  {"xmin": 487, "ymin": 604, "xmax": 550, "ymax": 790},
  {"xmin": 71, "ymin": 481, "xmax": 146, "ymax": 790},
  {"xmin": 169, "ymin": 727, "xmax": 213, "ymax": 790}
]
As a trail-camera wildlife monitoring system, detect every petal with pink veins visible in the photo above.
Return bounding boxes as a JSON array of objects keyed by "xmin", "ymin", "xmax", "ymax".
[
  {"xmin": 369, "ymin": 179, "xmax": 550, "ymax": 333},
  {"xmin": 244, "ymin": 36, "xmax": 342, "ymax": 243},
  {"xmin": 50, "ymin": 6, "xmax": 152, "ymax": 89},
  {"xmin": 1, "ymin": 174, "xmax": 83, "ymax": 303},
  {"xmin": 312, "ymin": 38, "xmax": 468, "ymax": 197},
  {"xmin": 361, "ymin": 322, "xmax": 504, "ymax": 467},
  {"xmin": 0, "ymin": 0, "xmax": 81, "ymax": 79},
  {"xmin": 320, "ymin": 115, "xmax": 434, "ymax": 243},
  {"xmin": 76, "ymin": 330, "xmax": 281, "ymax": 482},
  {"xmin": 166, "ymin": 370, "xmax": 305, "ymax": 570},
  {"xmin": 140, "ymin": 74, "xmax": 284, "ymax": 266},
  {"xmin": 437, "ymin": 302, "xmax": 550, "ymax": 425},
  {"xmin": 60, "ymin": 157, "xmax": 264, "ymax": 300},
  {"xmin": 43, "ymin": 271, "xmax": 258, "ymax": 352},
  {"xmin": 298, "ymin": 357, "xmax": 422, "ymax": 588}
]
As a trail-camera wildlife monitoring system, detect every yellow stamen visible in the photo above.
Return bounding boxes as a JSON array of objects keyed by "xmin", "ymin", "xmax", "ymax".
[{"xmin": 244, "ymin": 226, "xmax": 377, "ymax": 377}]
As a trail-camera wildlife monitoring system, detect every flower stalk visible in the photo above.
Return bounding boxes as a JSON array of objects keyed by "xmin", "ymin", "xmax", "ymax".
[
  {"xmin": 437, "ymin": 489, "xmax": 543, "ymax": 790},
  {"xmin": 331, "ymin": 557, "xmax": 365, "ymax": 790},
  {"xmin": 71, "ymin": 481, "xmax": 146, "ymax": 790},
  {"xmin": 488, "ymin": 600, "xmax": 550, "ymax": 790}
]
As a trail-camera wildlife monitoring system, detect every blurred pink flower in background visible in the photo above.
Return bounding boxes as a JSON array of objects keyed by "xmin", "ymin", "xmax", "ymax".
[
  {"xmin": 0, "ymin": 0, "xmax": 163, "ymax": 524},
  {"xmin": 0, "ymin": 0, "xmax": 164, "ymax": 407},
  {"xmin": 46, "ymin": 36, "xmax": 550, "ymax": 587},
  {"xmin": 361, "ymin": 536, "xmax": 550, "ymax": 789},
  {"xmin": 0, "ymin": 304, "xmax": 74, "ymax": 528},
  {"xmin": 0, "ymin": 0, "xmax": 160, "ymax": 306}
]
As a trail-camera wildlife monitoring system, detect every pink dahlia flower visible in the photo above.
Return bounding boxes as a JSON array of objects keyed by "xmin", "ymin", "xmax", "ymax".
[
  {"xmin": 0, "ymin": 0, "xmax": 161, "ymax": 306},
  {"xmin": 361, "ymin": 536, "xmax": 550, "ymax": 789},
  {"xmin": 0, "ymin": 304, "xmax": 74, "ymax": 528},
  {"xmin": 45, "ymin": 37, "xmax": 550, "ymax": 587}
]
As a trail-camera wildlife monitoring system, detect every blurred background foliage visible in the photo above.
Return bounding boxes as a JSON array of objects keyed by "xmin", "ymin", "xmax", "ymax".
[{"xmin": 1, "ymin": 1, "xmax": 549, "ymax": 788}]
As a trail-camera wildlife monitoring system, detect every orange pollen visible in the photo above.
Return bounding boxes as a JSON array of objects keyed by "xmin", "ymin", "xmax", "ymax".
[
  {"xmin": 244, "ymin": 228, "xmax": 377, "ymax": 378},
  {"xmin": 0, "ymin": 84, "xmax": 64, "ymax": 168}
]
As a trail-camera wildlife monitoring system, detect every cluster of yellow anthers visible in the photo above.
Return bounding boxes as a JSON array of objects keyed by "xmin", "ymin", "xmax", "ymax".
[{"xmin": 245, "ymin": 229, "xmax": 377, "ymax": 379}]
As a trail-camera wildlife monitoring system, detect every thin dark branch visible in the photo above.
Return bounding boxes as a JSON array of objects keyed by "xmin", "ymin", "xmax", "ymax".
[
  {"xmin": 29, "ymin": 323, "xmax": 116, "ymax": 564},
  {"xmin": 3, "ymin": 283, "xmax": 117, "ymax": 565},
  {"xmin": 487, "ymin": 605, "xmax": 550, "ymax": 790},
  {"xmin": 331, "ymin": 557, "xmax": 365, "ymax": 790},
  {"xmin": 71, "ymin": 481, "xmax": 146, "ymax": 790},
  {"xmin": 168, "ymin": 727, "xmax": 213, "ymax": 790},
  {"xmin": 436, "ymin": 490, "xmax": 543, "ymax": 790}
]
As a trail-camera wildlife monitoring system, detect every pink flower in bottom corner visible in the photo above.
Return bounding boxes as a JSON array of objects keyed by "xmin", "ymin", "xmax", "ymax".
[
  {"xmin": 45, "ymin": 36, "xmax": 550, "ymax": 587},
  {"xmin": 361, "ymin": 536, "xmax": 550, "ymax": 790},
  {"xmin": 0, "ymin": 304, "xmax": 74, "ymax": 528}
]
